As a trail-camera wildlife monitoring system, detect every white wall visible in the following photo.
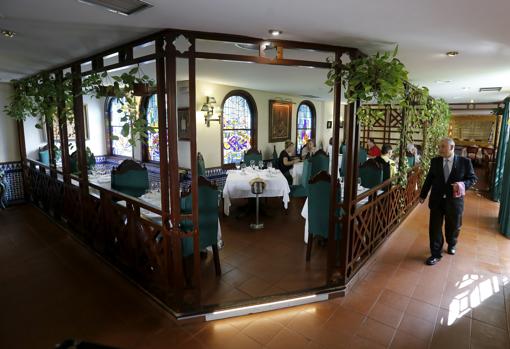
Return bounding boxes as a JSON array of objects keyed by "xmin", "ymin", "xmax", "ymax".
[
  {"xmin": 84, "ymin": 95, "xmax": 107, "ymax": 156},
  {"xmin": 0, "ymin": 83, "xmax": 21, "ymax": 162},
  {"xmin": 194, "ymin": 80, "xmax": 329, "ymax": 168}
]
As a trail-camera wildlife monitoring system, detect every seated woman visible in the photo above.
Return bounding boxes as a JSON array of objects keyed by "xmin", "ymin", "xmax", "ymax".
[
  {"xmin": 375, "ymin": 144, "xmax": 397, "ymax": 180},
  {"xmin": 301, "ymin": 139, "xmax": 316, "ymax": 159},
  {"xmin": 279, "ymin": 140, "xmax": 301, "ymax": 185},
  {"xmin": 367, "ymin": 138, "xmax": 381, "ymax": 158},
  {"xmin": 407, "ymin": 143, "xmax": 421, "ymax": 163}
]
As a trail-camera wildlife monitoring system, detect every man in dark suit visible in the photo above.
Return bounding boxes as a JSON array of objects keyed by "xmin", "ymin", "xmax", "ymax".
[{"xmin": 419, "ymin": 138, "xmax": 477, "ymax": 265}]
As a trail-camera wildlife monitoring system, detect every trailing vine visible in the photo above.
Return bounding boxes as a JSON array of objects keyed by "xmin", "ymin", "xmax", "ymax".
[{"xmin": 3, "ymin": 67, "xmax": 155, "ymax": 148}]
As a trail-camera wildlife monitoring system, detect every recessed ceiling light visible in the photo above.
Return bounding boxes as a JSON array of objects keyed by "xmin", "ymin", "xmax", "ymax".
[
  {"xmin": 479, "ymin": 87, "xmax": 502, "ymax": 92},
  {"xmin": 470, "ymin": 99, "xmax": 475, "ymax": 103},
  {"xmin": 1, "ymin": 29, "xmax": 16, "ymax": 38},
  {"xmin": 268, "ymin": 29, "xmax": 282, "ymax": 36},
  {"xmin": 446, "ymin": 51, "xmax": 459, "ymax": 57},
  {"xmin": 435, "ymin": 80, "xmax": 452, "ymax": 84}
]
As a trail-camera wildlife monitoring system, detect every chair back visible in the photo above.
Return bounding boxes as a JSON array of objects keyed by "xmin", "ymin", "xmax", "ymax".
[
  {"xmin": 197, "ymin": 152, "xmax": 206, "ymax": 176},
  {"xmin": 39, "ymin": 150, "xmax": 50, "ymax": 165},
  {"xmin": 407, "ymin": 156, "xmax": 416, "ymax": 167},
  {"xmin": 466, "ymin": 146, "xmax": 479, "ymax": 156},
  {"xmin": 111, "ymin": 160, "xmax": 149, "ymax": 197},
  {"xmin": 359, "ymin": 159, "xmax": 383, "ymax": 189},
  {"xmin": 70, "ymin": 150, "xmax": 96, "ymax": 174},
  {"xmin": 181, "ymin": 177, "xmax": 219, "ymax": 256},
  {"xmin": 310, "ymin": 149, "xmax": 329, "ymax": 176},
  {"xmin": 300, "ymin": 158, "xmax": 313, "ymax": 191},
  {"xmin": 244, "ymin": 149, "xmax": 263, "ymax": 166},
  {"xmin": 307, "ymin": 171, "xmax": 342, "ymax": 239},
  {"xmin": 358, "ymin": 148, "xmax": 368, "ymax": 165}
]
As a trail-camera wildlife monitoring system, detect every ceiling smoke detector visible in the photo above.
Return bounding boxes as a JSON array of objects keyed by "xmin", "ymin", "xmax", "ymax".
[
  {"xmin": 479, "ymin": 87, "xmax": 502, "ymax": 92},
  {"xmin": 77, "ymin": 0, "xmax": 153, "ymax": 16}
]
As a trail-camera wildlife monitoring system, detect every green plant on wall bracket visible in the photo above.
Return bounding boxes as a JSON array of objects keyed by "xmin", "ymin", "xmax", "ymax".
[{"xmin": 326, "ymin": 46, "xmax": 409, "ymax": 127}]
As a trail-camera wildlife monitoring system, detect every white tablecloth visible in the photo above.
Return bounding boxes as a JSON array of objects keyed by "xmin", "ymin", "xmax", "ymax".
[
  {"xmin": 222, "ymin": 168, "xmax": 291, "ymax": 216},
  {"xmin": 290, "ymin": 155, "xmax": 343, "ymax": 185},
  {"xmin": 301, "ymin": 184, "xmax": 374, "ymax": 243}
]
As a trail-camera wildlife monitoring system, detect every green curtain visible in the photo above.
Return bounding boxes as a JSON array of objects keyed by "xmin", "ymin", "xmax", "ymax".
[
  {"xmin": 491, "ymin": 98, "xmax": 510, "ymax": 201},
  {"xmin": 499, "ymin": 127, "xmax": 510, "ymax": 237}
]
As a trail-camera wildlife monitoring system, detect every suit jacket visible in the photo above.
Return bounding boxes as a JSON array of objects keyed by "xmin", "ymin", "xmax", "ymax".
[{"xmin": 420, "ymin": 155, "xmax": 477, "ymax": 211}]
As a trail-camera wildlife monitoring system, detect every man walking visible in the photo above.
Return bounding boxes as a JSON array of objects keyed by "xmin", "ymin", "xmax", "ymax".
[{"xmin": 419, "ymin": 138, "xmax": 477, "ymax": 265}]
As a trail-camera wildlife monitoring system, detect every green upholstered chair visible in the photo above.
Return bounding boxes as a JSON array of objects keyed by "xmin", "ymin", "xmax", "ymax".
[
  {"xmin": 359, "ymin": 159, "xmax": 384, "ymax": 189},
  {"xmin": 70, "ymin": 150, "xmax": 96, "ymax": 174},
  {"xmin": 310, "ymin": 149, "xmax": 329, "ymax": 176},
  {"xmin": 39, "ymin": 145, "xmax": 50, "ymax": 165},
  {"xmin": 339, "ymin": 147, "xmax": 367, "ymax": 177},
  {"xmin": 291, "ymin": 158, "xmax": 312, "ymax": 197},
  {"xmin": 110, "ymin": 160, "xmax": 149, "ymax": 197},
  {"xmin": 407, "ymin": 155, "xmax": 416, "ymax": 167},
  {"xmin": 180, "ymin": 176, "xmax": 221, "ymax": 276},
  {"xmin": 306, "ymin": 171, "xmax": 342, "ymax": 261},
  {"xmin": 243, "ymin": 148, "xmax": 263, "ymax": 166},
  {"xmin": 358, "ymin": 148, "xmax": 368, "ymax": 165},
  {"xmin": 197, "ymin": 152, "xmax": 206, "ymax": 177}
]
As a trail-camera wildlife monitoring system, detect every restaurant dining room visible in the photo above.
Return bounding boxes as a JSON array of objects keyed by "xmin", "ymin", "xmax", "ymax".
[{"xmin": 2, "ymin": 1, "xmax": 510, "ymax": 348}]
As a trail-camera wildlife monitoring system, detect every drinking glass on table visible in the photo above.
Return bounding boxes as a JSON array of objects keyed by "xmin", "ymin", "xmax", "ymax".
[
  {"xmin": 235, "ymin": 161, "xmax": 241, "ymax": 171},
  {"xmin": 267, "ymin": 162, "xmax": 273, "ymax": 172},
  {"xmin": 241, "ymin": 163, "xmax": 246, "ymax": 174},
  {"xmin": 250, "ymin": 160, "xmax": 255, "ymax": 170},
  {"xmin": 258, "ymin": 160, "xmax": 264, "ymax": 170}
]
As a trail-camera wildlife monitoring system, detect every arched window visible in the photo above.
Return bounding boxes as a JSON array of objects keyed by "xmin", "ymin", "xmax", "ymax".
[
  {"xmin": 296, "ymin": 101, "xmax": 316, "ymax": 153},
  {"xmin": 221, "ymin": 91, "xmax": 257, "ymax": 165},
  {"xmin": 144, "ymin": 94, "xmax": 160, "ymax": 162},
  {"xmin": 108, "ymin": 97, "xmax": 133, "ymax": 157}
]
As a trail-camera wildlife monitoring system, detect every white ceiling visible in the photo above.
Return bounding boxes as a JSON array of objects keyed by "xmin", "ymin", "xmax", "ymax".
[{"xmin": 1, "ymin": 0, "xmax": 510, "ymax": 103}]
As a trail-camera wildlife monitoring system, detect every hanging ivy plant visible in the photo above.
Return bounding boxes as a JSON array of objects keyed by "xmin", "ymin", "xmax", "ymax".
[
  {"xmin": 4, "ymin": 66, "xmax": 156, "ymax": 149},
  {"xmin": 326, "ymin": 46, "xmax": 409, "ymax": 127}
]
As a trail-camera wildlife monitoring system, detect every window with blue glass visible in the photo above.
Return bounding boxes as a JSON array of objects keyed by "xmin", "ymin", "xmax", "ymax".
[
  {"xmin": 296, "ymin": 101, "xmax": 315, "ymax": 153},
  {"xmin": 221, "ymin": 92, "xmax": 256, "ymax": 165},
  {"xmin": 109, "ymin": 97, "xmax": 133, "ymax": 157},
  {"xmin": 145, "ymin": 94, "xmax": 160, "ymax": 162}
]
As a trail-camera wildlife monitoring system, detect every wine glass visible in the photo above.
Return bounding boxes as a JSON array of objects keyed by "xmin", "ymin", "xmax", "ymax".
[
  {"xmin": 258, "ymin": 160, "xmax": 264, "ymax": 170},
  {"xmin": 240, "ymin": 163, "xmax": 246, "ymax": 174},
  {"xmin": 235, "ymin": 161, "xmax": 241, "ymax": 171},
  {"xmin": 267, "ymin": 162, "xmax": 273, "ymax": 172},
  {"xmin": 250, "ymin": 160, "xmax": 255, "ymax": 170}
]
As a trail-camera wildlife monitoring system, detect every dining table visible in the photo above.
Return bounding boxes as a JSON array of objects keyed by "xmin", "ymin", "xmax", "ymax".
[{"xmin": 222, "ymin": 167, "xmax": 291, "ymax": 216}]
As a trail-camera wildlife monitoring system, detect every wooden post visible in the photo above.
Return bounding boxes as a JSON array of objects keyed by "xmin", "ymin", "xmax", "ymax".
[
  {"xmin": 165, "ymin": 33, "xmax": 184, "ymax": 292},
  {"xmin": 16, "ymin": 120, "xmax": 29, "ymax": 201},
  {"xmin": 56, "ymin": 71, "xmax": 71, "ymax": 185},
  {"xmin": 44, "ymin": 97, "xmax": 57, "ymax": 179},
  {"xmin": 71, "ymin": 64, "xmax": 89, "ymax": 196},
  {"xmin": 327, "ymin": 50, "xmax": 342, "ymax": 283},
  {"xmin": 188, "ymin": 35, "xmax": 201, "ymax": 295}
]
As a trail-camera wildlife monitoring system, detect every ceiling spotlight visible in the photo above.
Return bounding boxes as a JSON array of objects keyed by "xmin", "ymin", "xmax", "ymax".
[
  {"xmin": 446, "ymin": 51, "xmax": 459, "ymax": 57},
  {"xmin": 1, "ymin": 29, "xmax": 16, "ymax": 38},
  {"xmin": 268, "ymin": 29, "xmax": 282, "ymax": 36}
]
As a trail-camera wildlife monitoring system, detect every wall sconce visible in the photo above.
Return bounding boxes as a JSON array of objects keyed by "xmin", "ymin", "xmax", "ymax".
[{"xmin": 201, "ymin": 96, "xmax": 221, "ymax": 127}]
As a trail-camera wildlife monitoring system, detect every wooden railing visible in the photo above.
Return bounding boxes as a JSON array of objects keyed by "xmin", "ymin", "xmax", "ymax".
[
  {"xmin": 26, "ymin": 159, "xmax": 175, "ymax": 306},
  {"xmin": 339, "ymin": 166, "xmax": 423, "ymax": 283}
]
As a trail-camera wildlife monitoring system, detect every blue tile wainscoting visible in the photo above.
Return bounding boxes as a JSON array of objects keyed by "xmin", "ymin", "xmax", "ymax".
[{"xmin": 0, "ymin": 161, "xmax": 24, "ymax": 205}]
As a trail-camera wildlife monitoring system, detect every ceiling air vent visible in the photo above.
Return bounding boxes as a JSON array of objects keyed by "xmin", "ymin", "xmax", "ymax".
[
  {"xmin": 479, "ymin": 87, "xmax": 502, "ymax": 92},
  {"xmin": 78, "ymin": 0, "xmax": 153, "ymax": 16}
]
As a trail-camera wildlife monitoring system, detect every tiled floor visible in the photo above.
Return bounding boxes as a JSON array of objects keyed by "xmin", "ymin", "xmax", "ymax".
[
  {"xmin": 1, "ymin": 191, "xmax": 509, "ymax": 348},
  {"xmin": 201, "ymin": 197, "xmax": 327, "ymax": 305}
]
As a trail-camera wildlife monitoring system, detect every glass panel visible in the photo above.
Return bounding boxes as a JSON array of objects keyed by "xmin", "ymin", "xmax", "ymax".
[
  {"xmin": 146, "ymin": 94, "xmax": 159, "ymax": 161},
  {"xmin": 148, "ymin": 131, "xmax": 160, "ymax": 162},
  {"xmin": 110, "ymin": 98, "xmax": 127, "ymax": 126},
  {"xmin": 222, "ymin": 95, "xmax": 251, "ymax": 130},
  {"xmin": 111, "ymin": 126, "xmax": 132, "ymax": 157},
  {"xmin": 297, "ymin": 104, "xmax": 313, "ymax": 129},
  {"xmin": 223, "ymin": 130, "xmax": 252, "ymax": 164}
]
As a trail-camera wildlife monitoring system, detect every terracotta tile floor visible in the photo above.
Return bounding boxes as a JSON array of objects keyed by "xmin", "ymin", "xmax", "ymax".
[{"xmin": 1, "ymin": 191, "xmax": 510, "ymax": 348}]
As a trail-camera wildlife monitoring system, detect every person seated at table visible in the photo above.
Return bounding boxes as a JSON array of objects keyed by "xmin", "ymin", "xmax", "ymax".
[
  {"xmin": 375, "ymin": 144, "xmax": 396, "ymax": 179},
  {"xmin": 367, "ymin": 138, "xmax": 381, "ymax": 158},
  {"xmin": 301, "ymin": 139, "xmax": 316, "ymax": 159},
  {"xmin": 279, "ymin": 140, "xmax": 301, "ymax": 185},
  {"xmin": 407, "ymin": 143, "xmax": 421, "ymax": 163}
]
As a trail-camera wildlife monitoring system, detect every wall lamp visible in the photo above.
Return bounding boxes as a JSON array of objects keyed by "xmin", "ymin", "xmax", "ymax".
[{"xmin": 201, "ymin": 96, "xmax": 221, "ymax": 127}]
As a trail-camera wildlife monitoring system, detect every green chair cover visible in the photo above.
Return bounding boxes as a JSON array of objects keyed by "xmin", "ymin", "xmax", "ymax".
[
  {"xmin": 407, "ymin": 156, "xmax": 416, "ymax": 167},
  {"xmin": 180, "ymin": 177, "xmax": 221, "ymax": 275},
  {"xmin": 359, "ymin": 160, "xmax": 384, "ymax": 189},
  {"xmin": 111, "ymin": 160, "xmax": 149, "ymax": 197},
  {"xmin": 244, "ymin": 149, "xmax": 263, "ymax": 166},
  {"xmin": 39, "ymin": 150, "xmax": 50, "ymax": 165},
  {"xmin": 291, "ymin": 158, "xmax": 312, "ymax": 197},
  {"xmin": 340, "ymin": 147, "xmax": 367, "ymax": 177},
  {"xmin": 310, "ymin": 150, "xmax": 329, "ymax": 176},
  {"xmin": 70, "ymin": 151, "xmax": 96, "ymax": 174},
  {"xmin": 358, "ymin": 148, "xmax": 368, "ymax": 165}
]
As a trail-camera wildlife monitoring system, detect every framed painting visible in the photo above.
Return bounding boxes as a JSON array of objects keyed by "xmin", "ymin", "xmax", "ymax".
[
  {"xmin": 50, "ymin": 104, "xmax": 89, "ymax": 142},
  {"xmin": 269, "ymin": 100, "xmax": 292, "ymax": 143},
  {"xmin": 178, "ymin": 107, "xmax": 190, "ymax": 140}
]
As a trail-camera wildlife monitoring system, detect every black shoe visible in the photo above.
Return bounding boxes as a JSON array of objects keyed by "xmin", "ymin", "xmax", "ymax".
[
  {"xmin": 447, "ymin": 246, "xmax": 456, "ymax": 255},
  {"xmin": 425, "ymin": 256, "xmax": 442, "ymax": 265}
]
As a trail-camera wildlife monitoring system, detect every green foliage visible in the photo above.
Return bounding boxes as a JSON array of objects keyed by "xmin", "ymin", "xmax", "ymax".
[
  {"xmin": 4, "ymin": 66, "xmax": 155, "ymax": 150},
  {"xmin": 326, "ymin": 46, "xmax": 409, "ymax": 127}
]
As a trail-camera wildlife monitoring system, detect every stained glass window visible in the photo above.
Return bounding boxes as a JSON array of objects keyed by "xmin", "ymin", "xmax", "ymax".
[
  {"xmin": 296, "ymin": 102, "xmax": 315, "ymax": 153},
  {"xmin": 109, "ymin": 98, "xmax": 132, "ymax": 157},
  {"xmin": 146, "ymin": 95, "xmax": 160, "ymax": 162},
  {"xmin": 222, "ymin": 93, "xmax": 255, "ymax": 164}
]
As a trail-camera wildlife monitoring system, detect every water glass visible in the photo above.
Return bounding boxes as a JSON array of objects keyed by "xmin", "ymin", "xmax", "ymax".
[
  {"xmin": 258, "ymin": 160, "xmax": 264, "ymax": 170},
  {"xmin": 250, "ymin": 160, "xmax": 255, "ymax": 170},
  {"xmin": 235, "ymin": 161, "xmax": 241, "ymax": 170},
  {"xmin": 267, "ymin": 162, "xmax": 273, "ymax": 171}
]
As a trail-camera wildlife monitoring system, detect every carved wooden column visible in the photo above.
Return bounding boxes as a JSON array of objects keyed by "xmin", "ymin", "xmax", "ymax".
[
  {"xmin": 57, "ymin": 71, "xmax": 71, "ymax": 185},
  {"xmin": 71, "ymin": 64, "xmax": 89, "ymax": 195}
]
